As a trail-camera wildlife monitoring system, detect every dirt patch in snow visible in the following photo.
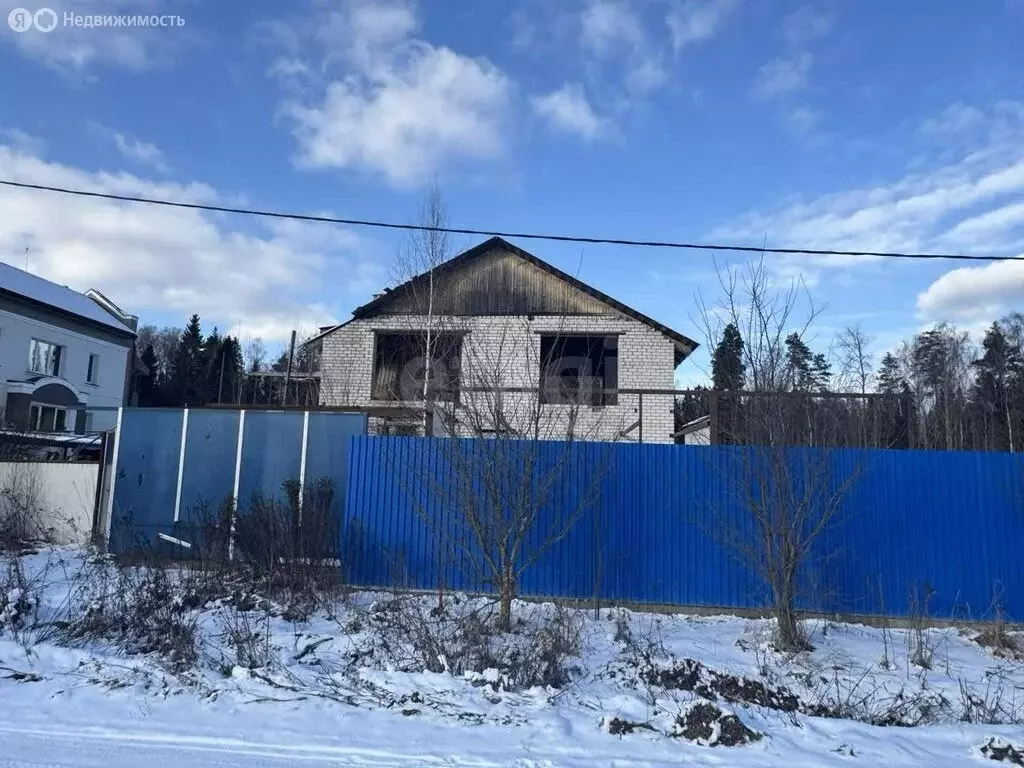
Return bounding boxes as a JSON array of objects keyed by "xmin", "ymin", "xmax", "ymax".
[
  {"xmin": 605, "ymin": 717, "xmax": 654, "ymax": 736},
  {"xmin": 673, "ymin": 702, "xmax": 761, "ymax": 747},
  {"xmin": 981, "ymin": 738, "xmax": 1024, "ymax": 765},
  {"xmin": 642, "ymin": 657, "xmax": 800, "ymax": 712}
]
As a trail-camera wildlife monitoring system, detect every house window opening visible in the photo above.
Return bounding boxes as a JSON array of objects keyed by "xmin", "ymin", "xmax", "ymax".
[
  {"xmin": 372, "ymin": 332, "xmax": 463, "ymax": 402},
  {"xmin": 29, "ymin": 339, "xmax": 62, "ymax": 376},
  {"xmin": 539, "ymin": 334, "xmax": 618, "ymax": 406},
  {"xmin": 29, "ymin": 403, "xmax": 70, "ymax": 432}
]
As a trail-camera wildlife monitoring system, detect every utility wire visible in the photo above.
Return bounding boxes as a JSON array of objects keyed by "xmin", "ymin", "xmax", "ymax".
[{"xmin": 0, "ymin": 178, "xmax": 1018, "ymax": 263}]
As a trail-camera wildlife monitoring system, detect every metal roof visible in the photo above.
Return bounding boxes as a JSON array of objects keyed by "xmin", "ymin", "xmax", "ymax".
[
  {"xmin": 313, "ymin": 237, "xmax": 699, "ymax": 363},
  {"xmin": 0, "ymin": 260, "xmax": 134, "ymax": 335}
]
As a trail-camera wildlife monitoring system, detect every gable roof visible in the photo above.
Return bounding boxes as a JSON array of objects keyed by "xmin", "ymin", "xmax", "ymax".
[
  {"xmin": 317, "ymin": 237, "xmax": 697, "ymax": 362},
  {"xmin": 0, "ymin": 260, "xmax": 135, "ymax": 336}
]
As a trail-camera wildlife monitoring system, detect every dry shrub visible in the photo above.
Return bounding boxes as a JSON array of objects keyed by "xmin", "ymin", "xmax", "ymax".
[
  {"xmin": 362, "ymin": 596, "xmax": 584, "ymax": 690},
  {"xmin": 230, "ymin": 478, "xmax": 351, "ymax": 618},
  {"xmin": 0, "ymin": 464, "xmax": 48, "ymax": 549},
  {"xmin": 216, "ymin": 605, "xmax": 274, "ymax": 670},
  {"xmin": 907, "ymin": 582, "xmax": 937, "ymax": 669},
  {"xmin": 57, "ymin": 559, "xmax": 200, "ymax": 672},
  {"xmin": 0, "ymin": 557, "xmax": 38, "ymax": 639}
]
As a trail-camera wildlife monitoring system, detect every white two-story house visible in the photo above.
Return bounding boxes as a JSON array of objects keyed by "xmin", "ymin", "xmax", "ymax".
[
  {"xmin": 0, "ymin": 261, "xmax": 138, "ymax": 433},
  {"xmin": 308, "ymin": 237, "xmax": 698, "ymax": 443}
]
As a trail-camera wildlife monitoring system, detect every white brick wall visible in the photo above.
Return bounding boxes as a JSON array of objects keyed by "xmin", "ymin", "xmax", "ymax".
[{"xmin": 320, "ymin": 314, "xmax": 678, "ymax": 443}]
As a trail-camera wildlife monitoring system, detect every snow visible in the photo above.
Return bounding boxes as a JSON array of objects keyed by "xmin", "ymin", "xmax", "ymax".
[
  {"xmin": 1, "ymin": 548, "xmax": 1023, "ymax": 767},
  {"xmin": 0, "ymin": 261, "xmax": 134, "ymax": 334}
]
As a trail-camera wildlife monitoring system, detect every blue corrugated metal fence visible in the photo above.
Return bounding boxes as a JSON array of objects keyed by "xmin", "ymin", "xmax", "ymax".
[
  {"xmin": 107, "ymin": 413, "xmax": 1024, "ymax": 620},
  {"xmin": 344, "ymin": 437, "xmax": 1024, "ymax": 619},
  {"xmin": 107, "ymin": 408, "xmax": 366, "ymax": 554}
]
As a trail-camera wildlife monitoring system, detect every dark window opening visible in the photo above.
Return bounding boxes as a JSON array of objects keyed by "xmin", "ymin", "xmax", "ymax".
[
  {"xmin": 539, "ymin": 335, "xmax": 618, "ymax": 406},
  {"xmin": 372, "ymin": 332, "xmax": 462, "ymax": 402}
]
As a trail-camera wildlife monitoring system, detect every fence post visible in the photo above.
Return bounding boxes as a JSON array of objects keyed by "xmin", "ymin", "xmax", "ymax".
[
  {"xmin": 90, "ymin": 431, "xmax": 108, "ymax": 543},
  {"xmin": 298, "ymin": 410, "xmax": 310, "ymax": 524},
  {"xmin": 172, "ymin": 407, "xmax": 189, "ymax": 522},
  {"xmin": 229, "ymin": 409, "xmax": 246, "ymax": 561},
  {"xmin": 101, "ymin": 407, "xmax": 123, "ymax": 549},
  {"xmin": 638, "ymin": 392, "xmax": 644, "ymax": 443},
  {"xmin": 709, "ymin": 390, "xmax": 720, "ymax": 445}
]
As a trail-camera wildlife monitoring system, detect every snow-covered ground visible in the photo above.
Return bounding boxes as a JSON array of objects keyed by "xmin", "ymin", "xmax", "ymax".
[{"xmin": 2, "ymin": 548, "xmax": 1022, "ymax": 767}]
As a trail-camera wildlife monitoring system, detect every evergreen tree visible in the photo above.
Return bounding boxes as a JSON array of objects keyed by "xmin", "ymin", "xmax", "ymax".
[
  {"xmin": 876, "ymin": 352, "xmax": 905, "ymax": 394},
  {"xmin": 170, "ymin": 314, "xmax": 205, "ymax": 406},
  {"xmin": 202, "ymin": 328, "xmax": 224, "ymax": 404},
  {"xmin": 810, "ymin": 352, "xmax": 832, "ymax": 392},
  {"xmin": 138, "ymin": 344, "xmax": 160, "ymax": 406},
  {"xmin": 910, "ymin": 325, "xmax": 972, "ymax": 450},
  {"xmin": 785, "ymin": 333, "xmax": 818, "ymax": 391},
  {"xmin": 971, "ymin": 322, "xmax": 1023, "ymax": 450},
  {"xmin": 711, "ymin": 323, "xmax": 745, "ymax": 391}
]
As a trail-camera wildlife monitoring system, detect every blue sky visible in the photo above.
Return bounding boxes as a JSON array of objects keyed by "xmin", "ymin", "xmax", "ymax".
[{"xmin": 1, "ymin": 0, "xmax": 1023, "ymax": 385}]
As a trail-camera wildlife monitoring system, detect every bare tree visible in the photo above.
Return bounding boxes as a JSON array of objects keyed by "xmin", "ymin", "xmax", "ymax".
[
  {"xmin": 390, "ymin": 181, "xmax": 455, "ymax": 433},
  {"xmin": 836, "ymin": 325, "xmax": 874, "ymax": 395},
  {"xmin": 694, "ymin": 256, "xmax": 822, "ymax": 394},
  {"xmin": 696, "ymin": 257, "xmax": 861, "ymax": 650},
  {"xmin": 423, "ymin": 312, "xmax": 612, "ymax": 629}
]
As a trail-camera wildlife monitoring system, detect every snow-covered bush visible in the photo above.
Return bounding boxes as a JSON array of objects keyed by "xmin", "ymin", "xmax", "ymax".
[
  {"xmin": 0, "ymin": 558, "xmax": 36, "ymax": 633},
  {"xmin": 358, "ymin": 595, "xmax": 584, "ymax": 690},
  {"xmin": 58, "ymin": 559, "xmax": 200, "ymax": 671}
]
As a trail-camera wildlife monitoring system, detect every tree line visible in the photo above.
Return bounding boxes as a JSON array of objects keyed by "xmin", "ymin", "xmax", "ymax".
[
  {"xmin": 135, "ymin": 315, "xmax": 318, "ymax": 407},
  {"xmin": 684, "ymin": 309, "xmax": 1024, "ymax": 452}
]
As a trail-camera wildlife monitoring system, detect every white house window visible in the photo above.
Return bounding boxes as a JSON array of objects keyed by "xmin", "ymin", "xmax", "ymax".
[
  {"xmin": 29, "ymin": 403, "xmax": 69, "ymax": 432},
  {"xmin": 87, "ymin": 353, "xmax": 100, "ymax": 384},
  {"xmin": 29, "ymin": 338, "xmax": 62, "ymax": 376}
]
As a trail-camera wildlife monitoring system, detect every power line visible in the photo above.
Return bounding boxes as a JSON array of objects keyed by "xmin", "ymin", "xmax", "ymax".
[{"xmin": 0, "ymin": 178, "xmax": 1018, "ymax": 263}]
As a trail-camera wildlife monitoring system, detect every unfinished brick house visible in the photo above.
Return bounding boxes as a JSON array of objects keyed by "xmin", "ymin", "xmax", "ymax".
[{"xmin": 307, "ymin": 237, "xmax": 697, "ymax": 443}]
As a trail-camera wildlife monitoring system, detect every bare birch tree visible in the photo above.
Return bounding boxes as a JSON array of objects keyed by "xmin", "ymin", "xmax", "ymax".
[
  {"xmin": 697, "ymin": 257, "xmax": 862, "ymax": 650},
  {"xmin": 836, "ymin": 325, "xmax": 874, "ymax": 395},
  {"xmin": 426, "ymin": 311, "xmax": 612, "ymax": 629},
  {"xmin": 390, "ymin": 181, "xmax": 455, "ymax": 433}
]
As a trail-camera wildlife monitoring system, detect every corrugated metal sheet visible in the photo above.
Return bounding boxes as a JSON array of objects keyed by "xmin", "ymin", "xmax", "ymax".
[
  {"xmin": 109, "ymin": 408, "xmax": 366, "ymax": 554},
  {"xmin": 344, "ymin": 438, "xmax": 1024, "ymax": 619}
]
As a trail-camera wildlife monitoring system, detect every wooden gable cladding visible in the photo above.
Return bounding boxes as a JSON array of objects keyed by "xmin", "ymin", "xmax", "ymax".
[{"xmin": 372, "ymin": 245, "xmax": 614, "ymax": 317}]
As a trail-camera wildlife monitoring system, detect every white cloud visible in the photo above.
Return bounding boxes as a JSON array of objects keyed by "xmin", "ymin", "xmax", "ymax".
[
  {"xmin": 917, "ymin": 259, "xmax": 1024, "ymax": 323},
  {"xmin": 532, "ymin": 83, "xmax": 608, "ymax": 140},
  {"xmin": 275, "ymin": 0, "xmax": 512, "ymax": 187},
  {"xmin": 89, "ymin": 124, "xmax": 170, "ymax": 173},
  {"xmin": 943, "ymin": 202, "xmax": 1024, "ymax": 242},
  {"xmin": 781, "ymin": 4, "xmax": 837, "ymax": 46},
  {"xmin": 0, "ymin": 0, "xmax": 189, "ymax": 73},
  {"xmin": 580, "ymin": 0, "xmax": 644, "ymax": 55},
  {"xmin": 0, "ymin": 128, "xmax": 45, "ymax": 155},
  {"xmin": 919, "ymin": 102, "xmax": 986, "ymax": 138},
  {"xmin": 667, "ymin": 0, "xmax": 735, "ymax": 52},
  {"xmin": 578, "ymin": 0, "xmax": 667, "ymax": 95},
  {"xmin": 0, "ymin": 142, "xmax": 375, "ymax": 342},
  {"xmin": 712, "ymin": 101, "xmax": 1024, "ymax": 315},
  {"xmin": 785, "ymin": 105, "xmax": 821, "ymax": 135},
  {"xmin": 751, "ymin": 52, "xmax": 813, "ymax": 101}
]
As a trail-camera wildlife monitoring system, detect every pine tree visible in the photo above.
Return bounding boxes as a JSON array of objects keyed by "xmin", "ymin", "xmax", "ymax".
[
  {"xmin": 810, "ymin": 352, "xmax": 832, "ymax": 392},
  {"xmin": 876, "ymin": 352, "xmax": 904, "ymax": 394},
  {"xmin": 170, "ymin": 314, "xmax": 204, "ymax": 406},
  {"xmin": 138, "ymin": 344, "xmax": 160, "ymax": 406},
  {"xmin": 202, "ymin": 328, "xmax": 224, "ymax": 404},
  {"xmin": 711, "ymin": 323, "xmax": 745, "ymax": 391},
  {"xmin": 972, "ymin": 322, "xmax": 1022, "ymax": 450},
  {"xmin": 785, "ymin": 333, "xmax": 815, "ymax": 391}
]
